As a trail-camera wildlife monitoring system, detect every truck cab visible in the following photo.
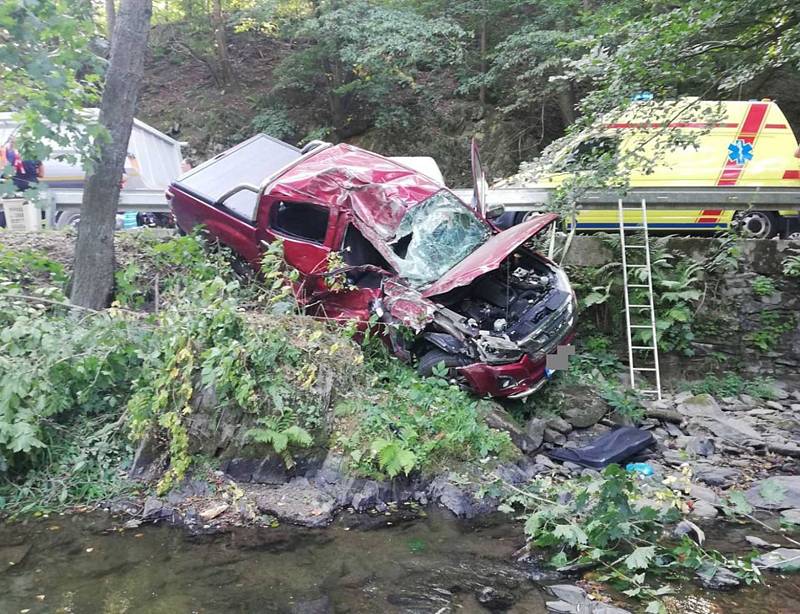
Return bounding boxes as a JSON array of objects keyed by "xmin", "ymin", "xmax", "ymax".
[{"xmin": 169, "ymin": 136, "xmax": 577, "ymax": 399}]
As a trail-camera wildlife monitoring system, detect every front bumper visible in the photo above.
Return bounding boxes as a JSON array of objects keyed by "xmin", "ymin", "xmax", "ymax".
[{"xmin": 458, "ymin": 333, "xmax": 574, "ymax": 398}]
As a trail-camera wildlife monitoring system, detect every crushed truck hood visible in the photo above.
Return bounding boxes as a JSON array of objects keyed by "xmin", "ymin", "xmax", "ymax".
[{"xmin": 420, "ymin": 213, "xmax": 559, "ymax": 298}]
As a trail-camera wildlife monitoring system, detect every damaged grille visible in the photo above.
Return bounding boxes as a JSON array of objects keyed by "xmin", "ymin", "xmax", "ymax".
[{"xmin": 516, "ymin": 295, "xmax": 575, "ymax": 357}]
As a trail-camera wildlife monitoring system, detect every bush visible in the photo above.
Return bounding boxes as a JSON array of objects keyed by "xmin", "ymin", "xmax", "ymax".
[{"xmin": 336, "ymin": 354, "xmax": 512, "ymax": 479}]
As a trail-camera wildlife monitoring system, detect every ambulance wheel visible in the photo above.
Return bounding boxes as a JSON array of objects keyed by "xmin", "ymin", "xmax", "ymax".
[{"xmin": 737, "ymin": 211, "xmax": 778, "ymax": 239}]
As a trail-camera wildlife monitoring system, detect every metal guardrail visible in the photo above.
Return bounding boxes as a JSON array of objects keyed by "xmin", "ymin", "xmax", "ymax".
[
  {"xmin": 451, "ymin": 187, "xmax": 800, "ymax": 211},
  {"xmin": 39, "ymin": 185, "xmax": 800, "ymax": 219},
  {"xmin": 47, "ymin": 188, "xmax": 169, "ymax": 211}
]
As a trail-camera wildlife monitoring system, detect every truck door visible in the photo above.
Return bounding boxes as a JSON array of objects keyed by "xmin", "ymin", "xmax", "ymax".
[{"xmin": 258, "ymin": 198, "xmax": 335, "ymax": 300}]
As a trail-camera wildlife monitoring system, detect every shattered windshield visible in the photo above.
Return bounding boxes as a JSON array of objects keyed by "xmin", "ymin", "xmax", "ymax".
[{"xmin": 389, "ymin": 190, "xmax": 490, "ymax": 287}]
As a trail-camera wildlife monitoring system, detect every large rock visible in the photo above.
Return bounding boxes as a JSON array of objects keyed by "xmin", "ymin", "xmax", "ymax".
[
  {"xmin": 678, "ymin": 394, "xmax": 724, "ymax": 418},
  {"xmin": 745, "ymin": 476, "xmax": 800, "ymax": 510},
  {"xmin": 546, "ymin": 585, "xmax": 631, "ymax": 614},
  {"xmin": 694, "ymin": 464, "xmax": 741, "ymax": 487},
  {"xmin": 427, "ymin": 474, "xmax": 496, "ymax": 518},
  {"xmin": 681, "ymin": 394, "xmax": 762, "ymax": 445},
  {"xmin": 256, "ymin": 478, "xmax": 336, "ymax": 528},
  {"xmin": 546, "ymin": 417, "xmax": 573, "ymax": 434},
  {"xmin": 221, "ymin": 457, "xmax": 288, "ymax": 484},
  {"xmin": 781, "ymin": 509, "xmax": 800, "ymax": 525},
  {"xmin": 485, "ymin": 404, "xmax": 538, "ymax": 453},
  {"xmin": 561, "ymin": 386, "xmax": 608, "ymax": 428},
  {"xmin": 525, "ymin": 418, "xmax": 546, "ymax": 450},
  {"xmin": 0, "ymin": 544, "xmax": 31, "ymax": 572}
]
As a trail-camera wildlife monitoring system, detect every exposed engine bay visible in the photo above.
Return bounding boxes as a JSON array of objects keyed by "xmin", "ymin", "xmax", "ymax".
[{"xmin": 422, "ymin": 250, "xmax": 575, "ymax": 364}]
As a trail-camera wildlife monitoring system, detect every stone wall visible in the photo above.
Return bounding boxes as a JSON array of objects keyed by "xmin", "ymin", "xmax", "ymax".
[{"xmin": 562, "ymin": 236, "xmax": 800, "ymax": 381}]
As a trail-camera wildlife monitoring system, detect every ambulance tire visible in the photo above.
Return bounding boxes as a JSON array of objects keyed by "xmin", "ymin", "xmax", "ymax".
[{"xmin": 738, "ymin": 211, "xmax": 778, "ymax": 239}]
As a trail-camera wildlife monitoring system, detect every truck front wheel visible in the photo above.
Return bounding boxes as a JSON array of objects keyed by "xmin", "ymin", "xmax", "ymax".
[{"xmin": 417, "ymin": 349, "xmax": 473, "ymax": 381}]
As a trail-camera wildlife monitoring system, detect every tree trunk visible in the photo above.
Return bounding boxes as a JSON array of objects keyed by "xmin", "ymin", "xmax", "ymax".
[
  {"xmin": 211, "ymin": 0, "xmax": 233, "ymax": 86},
  {"xmin": 478, "ymin": 6, "xmax": 487, "ymax": 114},
  {"xmin": 105, "ymin": 0, "xmax": 116, "ymax": 41},
  {"xmin": 70, "ymin": 0, "xmax": 152, "ymax": 309},
  {"xmin": 556, "ymin": 83, "xmax": 576, "ymax": 127}
]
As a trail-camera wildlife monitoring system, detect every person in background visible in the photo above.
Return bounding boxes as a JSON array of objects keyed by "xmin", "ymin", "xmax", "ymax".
[
  {"xmin": 12, "ymin": 157, "xmax": 44, "ymax": 191},
  {"xmin": 1, "ymin": 136, "xmax": 22, "ymax": 174}
]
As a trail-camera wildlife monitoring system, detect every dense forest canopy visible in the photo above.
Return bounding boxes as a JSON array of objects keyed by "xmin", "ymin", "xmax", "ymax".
[{"xmin": 3, "ymin": 0, "xmax": 800, "ymax": 183}]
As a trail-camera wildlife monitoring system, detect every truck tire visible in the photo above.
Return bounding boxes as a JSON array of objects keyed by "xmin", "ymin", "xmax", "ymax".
[
  {"xmin": 737, "ymin": 211, "xmax": 778, "ymax": 239},
  {"xmin": 417, "ymin": 349, "xmax": 473, "ymax": 378},
  {"xmin": 55, "ymin": 211, "xmax": 81, "ymax": 229}
]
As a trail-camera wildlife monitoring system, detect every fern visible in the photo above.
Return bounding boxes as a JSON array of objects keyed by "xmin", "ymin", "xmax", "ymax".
[{"xmin": 245, "ymin": 413, "xmax": 313, "ymax": 469}]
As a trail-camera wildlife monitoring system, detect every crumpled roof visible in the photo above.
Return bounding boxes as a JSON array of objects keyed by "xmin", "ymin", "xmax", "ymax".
[{"xmin": 265, "ymin": 144, "xmax": 442, "ymax": 240}]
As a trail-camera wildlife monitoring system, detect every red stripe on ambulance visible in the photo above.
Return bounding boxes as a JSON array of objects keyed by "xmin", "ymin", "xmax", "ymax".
[{"xmin": 716, "ymin": 102, "xmax": 769, "ymax": 186}]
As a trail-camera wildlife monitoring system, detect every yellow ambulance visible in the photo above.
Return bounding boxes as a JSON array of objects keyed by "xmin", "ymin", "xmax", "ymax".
[{"xmin": 512, "ymin": 99, "xmax": 800, "ymax": 238}]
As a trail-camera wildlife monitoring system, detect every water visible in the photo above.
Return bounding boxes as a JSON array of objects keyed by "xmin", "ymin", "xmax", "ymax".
[{"xmin": 1, "ymin": 511, "xmax": 799, "ymax": 613}]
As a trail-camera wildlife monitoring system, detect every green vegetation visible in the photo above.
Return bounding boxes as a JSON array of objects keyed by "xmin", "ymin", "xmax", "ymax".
[
  {"xmin": 0, "ymin": 232, "xmax": 510, "ymax": 512},
  {"xmin": 502, "ymin": 465, "xmax": 761, "ymax": 612},
  {"xmin": 133, "ymin": 0, "xmax": 800, "ymax": 184},
  {"xmin": 746, "ymin": 310, "xmax": 796, "ymax": 353},
  {"xmin": 751, "ymin": 276, "xmax": 777, "ymax": 297},
  {"xmin": 0, "ymin": 245, "xmax": 141, "ymax": 513},
  {"xmin": 783, "ymin": 254, "xmax": 800, "ymax": 278},
  {"xmin": 683, "ymin": 373, "xmax": 778, "ymax": 400},
  {"xmin": 569, "ymin": 236, "xmax": 703, "ymax": 356},
  {"xmin": 336, "ymin": 357, "xmax": 512, "ymax": 479}
]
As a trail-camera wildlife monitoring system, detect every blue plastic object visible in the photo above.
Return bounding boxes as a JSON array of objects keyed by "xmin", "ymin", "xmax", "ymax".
[
  {"xmin": 122, "ymin": 211, "xmax": 138, "ymax": 229},
  {"xmin": 626, "ymin": 462, "xmax": 654, "ymax": 477}
]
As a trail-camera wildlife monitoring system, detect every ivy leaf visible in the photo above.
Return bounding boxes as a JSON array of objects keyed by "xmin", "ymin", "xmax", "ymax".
[
  {"xmin": 625, "ymin": 546, "xmax": 656, "ymax": 570},
  {"xmin": 549, "ymin": 551, "xmax": 569, "ymax": 568},
  {"xmin": 553, "ymin": 523, "xmax": 589, "ymax": 546},
  {"xmin": 645, "ymin": 601, "xmax": 666, "ymax": 614}
]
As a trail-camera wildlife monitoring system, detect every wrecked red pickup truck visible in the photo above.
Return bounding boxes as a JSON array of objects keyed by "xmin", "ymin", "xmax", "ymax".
[{"xmin": 168, "ymin": 135, "xmax": 576, "ymax": 398}]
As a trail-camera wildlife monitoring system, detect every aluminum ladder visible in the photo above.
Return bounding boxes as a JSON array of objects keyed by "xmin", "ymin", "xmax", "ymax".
[{"xmin": 617, "ymin": 198, "xmax": 662, "ymax": 400}]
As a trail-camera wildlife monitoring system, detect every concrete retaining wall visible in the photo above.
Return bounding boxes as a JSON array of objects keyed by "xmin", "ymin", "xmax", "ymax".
[{"xmin": 562, "ymin": 235, "xmax": 800, "ymax": 379}]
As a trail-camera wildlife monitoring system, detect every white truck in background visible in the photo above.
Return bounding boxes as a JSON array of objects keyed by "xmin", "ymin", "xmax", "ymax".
[{"xmin": 0, "ymin": 112, "xmax": 183, "ymax": 229}]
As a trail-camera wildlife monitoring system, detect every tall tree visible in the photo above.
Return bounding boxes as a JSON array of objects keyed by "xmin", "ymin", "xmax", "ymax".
[
  {"xmin": 70, "ymin": 0, "xmax": 153, "ymax": 309},
  {"xmin": 105, "ymin": 0, "xmax": 116, "ymax": 40},
  {"xmin": 211, "ymin": 0, "xmax": 233, "ymax": 85}
]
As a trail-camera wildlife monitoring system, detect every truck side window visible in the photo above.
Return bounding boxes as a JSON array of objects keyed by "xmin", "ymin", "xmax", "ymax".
[
  {"xmin": 342, "ymin": 224, "xmax": 392, "ymax": 288},
  {"xmin": 270, "ymin": 201, "xmax": 329, "ymax": 244}
]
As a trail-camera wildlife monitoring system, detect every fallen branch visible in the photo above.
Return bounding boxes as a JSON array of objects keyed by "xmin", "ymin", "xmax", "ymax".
[
  {"xmin": 763, "ymin": 442, "xmax": 800, "ymax": 459},
  {"xmin": 645, "ymin": 408, "xmax": 684, "ymax": 424},
  {"xmin": 2, "ymin": 292, "xmax": 145, "ymax": 318}
]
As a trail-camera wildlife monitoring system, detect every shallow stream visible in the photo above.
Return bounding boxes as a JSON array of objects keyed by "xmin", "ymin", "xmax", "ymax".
[{"xmin": 1, "ymin": 511, "xmax": 799, "ymax": 613}]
